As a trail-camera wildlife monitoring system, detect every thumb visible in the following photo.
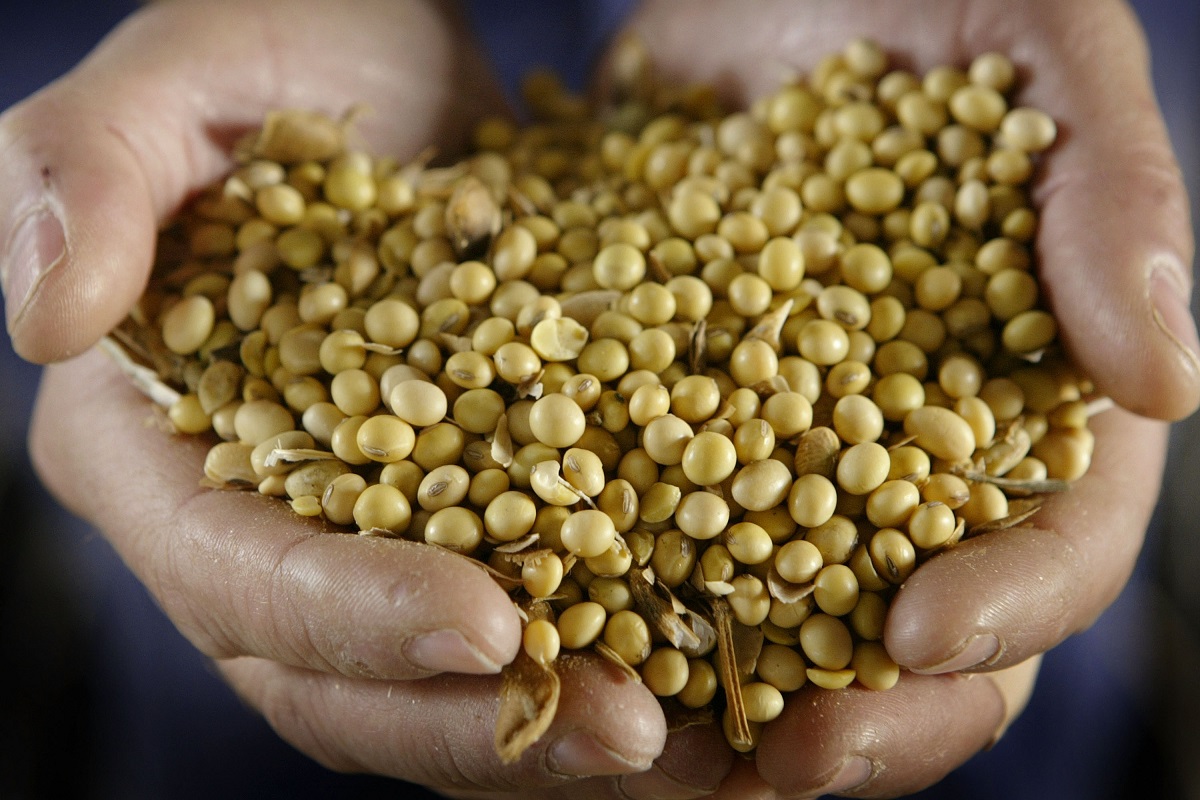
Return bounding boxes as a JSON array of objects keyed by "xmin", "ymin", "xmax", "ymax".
[
  {"xmin": 1026, "ymin": 1, "xmax": 1199, "ymax": 421},
  {"xmin": 0, "ymin": 0, "xmax": 503, "ymax": 364},
  {"xmin": 0, "ymin": 71, "xmax": 162, "ymax": 364}
]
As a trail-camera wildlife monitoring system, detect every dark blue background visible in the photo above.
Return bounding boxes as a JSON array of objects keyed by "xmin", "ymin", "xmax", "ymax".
[{"xmin": 1, "ymin": 2, "xmax": 1196, "ymax": 798}]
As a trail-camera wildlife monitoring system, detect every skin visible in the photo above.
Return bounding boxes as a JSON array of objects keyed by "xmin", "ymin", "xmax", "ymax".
[{"xmin": 2, "ymin": 0, "xmax": 1195, "ymax": 797}]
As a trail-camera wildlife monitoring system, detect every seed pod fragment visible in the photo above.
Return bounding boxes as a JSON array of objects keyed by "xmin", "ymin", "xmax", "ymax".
[
  {"xmin": 630, "ymin": 568, "xmax": 717, "ymax": 658},
  {"xmin": 446, "ymin": 175, "xmax": 502, "ymax": 259},
  {"xmin": 495, "ymin": 603, "xmax": 561, "ymax": 765},
  {"xmin": 249, "ymin": 108, "xmax": 348, "ymax": 164}
]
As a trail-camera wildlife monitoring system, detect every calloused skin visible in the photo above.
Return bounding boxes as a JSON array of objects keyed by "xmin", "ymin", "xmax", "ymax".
[{"xmin": 3, "ymin": 0, "xmax": 1196, "ymax": 798}]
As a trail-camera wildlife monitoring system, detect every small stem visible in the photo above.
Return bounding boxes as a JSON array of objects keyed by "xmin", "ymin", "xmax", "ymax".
[
  {"xmin": 712, "ymin": 599, "xmax": 753, "ymax": 748},
  {"xmin": 960, "ymin": 470, "xmax": 1070, "ymax": 495},
  {"xmin": 1085, "ymin": 396, "xmax": 1115, "ymax": 417}
]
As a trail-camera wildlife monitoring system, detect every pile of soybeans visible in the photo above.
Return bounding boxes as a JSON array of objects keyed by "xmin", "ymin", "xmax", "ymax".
[{"xmin": 108, "ymin": 37, "xmax": 1096, "ymax": 756}]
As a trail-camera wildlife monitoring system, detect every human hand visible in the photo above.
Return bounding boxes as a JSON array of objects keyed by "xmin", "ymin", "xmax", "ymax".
[
  {"xmin": 9, "ymin": 0, "xmax": 1196, "ymax": 799},
  {"xmin": 7, "ymin": 1, "xmax": 684, "ymax": 797},
  {"xmin": 593, "ymin": 0, "xmax": 1194, "ymax": 796}
]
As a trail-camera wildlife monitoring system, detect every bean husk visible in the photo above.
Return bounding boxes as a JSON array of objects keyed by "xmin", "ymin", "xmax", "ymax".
[{"xmin": 495, "ymin": 601, "xmax": 561, "ymax": 764}]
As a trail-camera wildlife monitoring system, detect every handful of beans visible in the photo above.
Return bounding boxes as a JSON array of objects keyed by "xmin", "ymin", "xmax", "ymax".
[{"xmin": 115, "ymin": 36, "xmax": 1094, "ymax": 753}]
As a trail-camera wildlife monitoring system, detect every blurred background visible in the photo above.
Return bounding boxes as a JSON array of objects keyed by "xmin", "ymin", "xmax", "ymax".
[{"xmin": 0, "ymin": 1, "xmax": 1196, "ymax": 798}]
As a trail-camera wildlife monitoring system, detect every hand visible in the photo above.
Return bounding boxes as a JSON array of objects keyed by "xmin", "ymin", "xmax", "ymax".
[
  {"xmin": 600, "ymin": 0, "xmax": 1195, "ymax": 796},
  {"xmin": 8, "ymin": 1, "xmax": 684, "ymax": 797}
]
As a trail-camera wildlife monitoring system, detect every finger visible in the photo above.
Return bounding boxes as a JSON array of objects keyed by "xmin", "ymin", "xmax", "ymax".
[
  {"xmin": 984, "ymin": 655, "xmax": 1041, "ymax": 744},
  {"xmin": 217, "ymin": 651, "xmax": 667, "ymax": 794},
  {"xmin": 30, "ymin": 348, "xmax": 521, "ymax": 678},
  {"xmin": 0, "ymin": 0, "xmax": 506, "ymax": 363},
  {"xmin": 449, "ymin": 720, "xmax": 735, "ymax": 800},
  {"xmin": 885, "ymin": 408, "xmax": 1166, "ymax": 673},
  {"xmin": 615, "ymin": 722, "xmax": 734, "ymax": 799},
  {"xmin": 604, "ymin": 0, "xmax": 1198, "ymax": 421},
  {"xmin": 756, "ymin": 666, "xmax": 1028, "ymax": 798},
  {"xmin": 705, "ymin": 759, "xmax": 778, "ymax": 800}
]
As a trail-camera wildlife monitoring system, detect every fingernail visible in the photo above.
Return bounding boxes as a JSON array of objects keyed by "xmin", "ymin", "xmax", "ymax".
[
  {"xmin": 547, "ymin": 731, "xmax": 648, "ymax": 777},
  {"xmin": 787, "ymin": 755, "xmax": 874, "ymax": 799},
  {"xmin": 618, "ymin": 762, "xmax": 717, "ymax": 799},
  {"xmin": 1150, "ymin": 267, "xmax": 1200, "ymax": 376},
  {"xmin": 910, "ymin": 632, "xmax": 1000, "ymax": 675},
  {"xmin": 403, "ymin": 629, "xmax": 502, "ymax": 675},
  {"xmin": 2, "ymin": 205, "xmax": 65, "ymax": 332}
]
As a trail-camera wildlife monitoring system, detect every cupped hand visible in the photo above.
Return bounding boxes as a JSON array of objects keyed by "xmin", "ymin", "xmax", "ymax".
[
  {"xmin": 9, "ymin": 1, "xmax": 685, "ymax": 797},
  {"xmin": 607, "ymin": 0, "xmax": 1193, "ymax": 796},
  {"xmin": 9, "ymin": 0, "xmax": 1196, "ymax": 799}
]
